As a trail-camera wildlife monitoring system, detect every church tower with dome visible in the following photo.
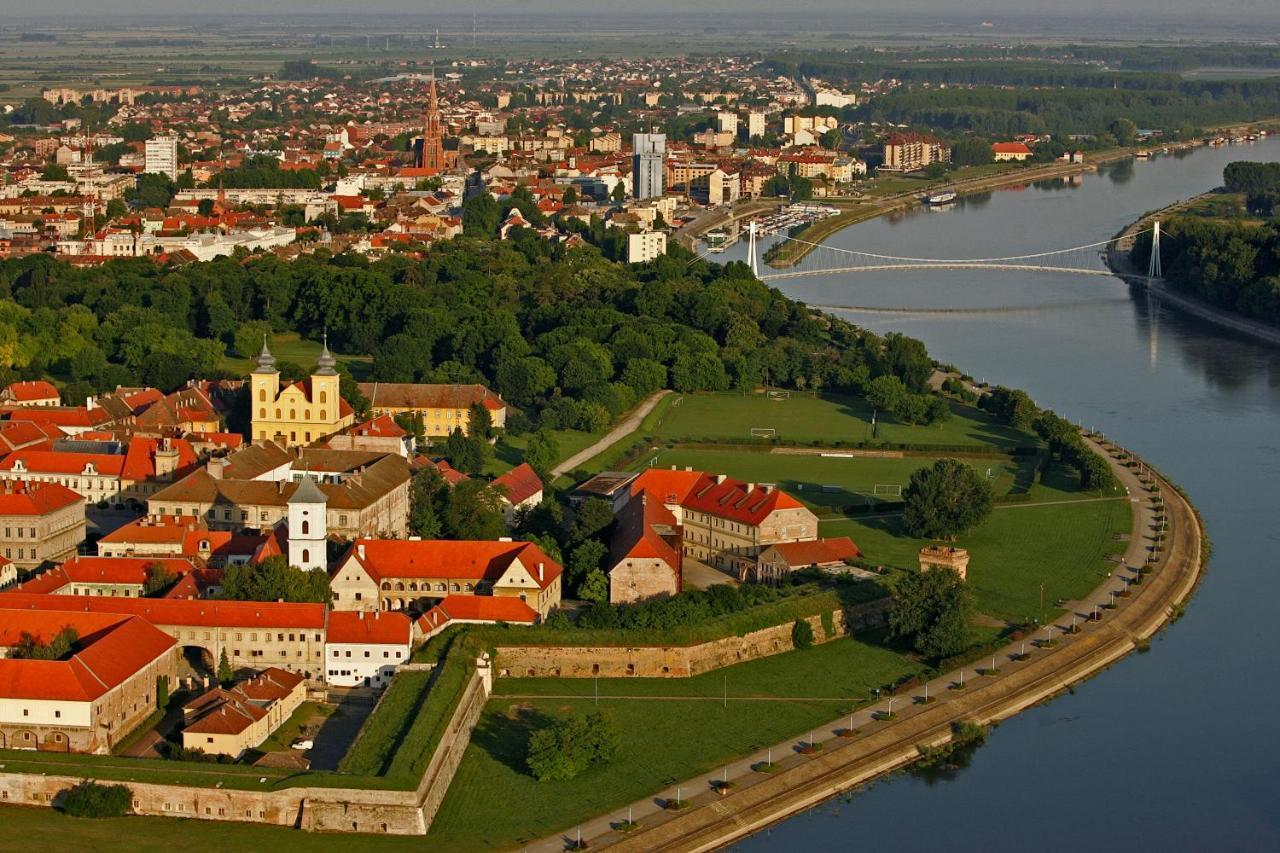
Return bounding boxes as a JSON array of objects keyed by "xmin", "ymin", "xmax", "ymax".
[{"xmin": 249, "ymin": 335, "xmax": 354, "ymax": 447}]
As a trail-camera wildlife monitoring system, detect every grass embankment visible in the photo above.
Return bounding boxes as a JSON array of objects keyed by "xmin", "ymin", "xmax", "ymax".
[
  {"xmin": 489, "ymin": 427, "xmax": 604, "ymax": 476},
  {"xmin": 428, "ymin": 637, "xmax": 924, "ymax": 849}
]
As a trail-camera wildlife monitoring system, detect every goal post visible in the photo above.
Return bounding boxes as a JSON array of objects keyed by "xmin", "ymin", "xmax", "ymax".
[
  {"xmin": 749, "ymin": 427, "xmax": 777, "ymax": 439},
  {"xmin": 767, "ymin": 389, "xmax": 791, "ymax": 400},
  {"xmin": 873, "ymin": 484, "xmax": 903, "ymax": 497}
]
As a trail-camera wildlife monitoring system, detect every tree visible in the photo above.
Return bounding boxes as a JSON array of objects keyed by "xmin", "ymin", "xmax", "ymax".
[
  {"xmin": 127, "ymin": 173, "xmax": 176, "ymax": 209},
  {"xmin": 792, "ymin": 618, "xmax": 815, "ymax": 650},
  {"xmin": 579, "ymin": 569, "xmax": 609, "ymax": 603},
  {"xmin": 562, "ymin": 185, "xmax": 578, "ymax": 205},
  {"xmin": 143, "ymin": 561, "xmax": 177, "ymax": 596},
  {"xmin": 197, "ymin": 198, "xmax": 215, "ymax": 217},
  {"xmin": 443, "ymin": 479, "xmax": 507, "ymax": 539},
  {"xmin": 611, "ymin": 181, "xmax": 626, "ymax": 204},
  {"xmin": 889, "ymin": 567, "xmax": 973, "ymax": 659},
  {"xmin": 569, "ymin": 498, "xmax": 614, "ymax": 544},
  {"xmin": 217, "ymin": 648, "xmax": 233, "ymax": 685},
  {"xmin": 526, "ymin": 710, "xmax": 619, "ymax": 781},
  {"xmin": 523, "ymin": 429, "xmax": 560, "ymax": 481},
  {"xmin": 567, "ymin": 539, "xmax": 608, "ymax": 592},
  {"xmin": 218, "ymin": 555, "xmax": 330, "ymax": 603},
  {"xmin": 866, "ymin": 374, "xmax": 908, "ymax": 414},
  {"xmin": 409, "ymin": 466, "xmax": 446, "ymax": 539},
  {"xmin": 1109, "ymin": 117, "xmax": 1138, "ymax": 146},
  {"xmin": 902, "ymin": 459, "xmax": 993, "ymax": 540},
  {"xmin": 469, "ymin": 401, "xmax": 494, "ymax": 440},
  {"xmin": 444, "ymin": 426, "xmax": 488, "ymax": 475},
  {"xmin": 462, "ymin": 193, "xmax": 501, "ymax": 237},
  {"xmin": 60, "ymin": 781, "xmax": 132, "ymax": 818},
  {"xmin": 42, "ymin": 163, "xmax": 70, "ymax": 181}
]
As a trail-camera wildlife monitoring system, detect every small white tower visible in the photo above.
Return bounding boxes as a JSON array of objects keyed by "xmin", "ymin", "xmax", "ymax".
[{"xmin": 288, "ymin": 474, "xmax": 328, "ymax": 571}]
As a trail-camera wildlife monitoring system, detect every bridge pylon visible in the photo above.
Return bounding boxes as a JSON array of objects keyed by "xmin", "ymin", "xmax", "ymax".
[
  {"xmin": 747, "ymin": 220, "xmax": 758, "ymax": 277},
  {"xmin": 1147, "ymin": 221, "xmax": 1162, "ymax": 279}
]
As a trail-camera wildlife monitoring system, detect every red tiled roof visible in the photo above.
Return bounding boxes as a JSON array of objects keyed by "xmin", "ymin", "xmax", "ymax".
[
  {"xmin": 0, "ymin": 449, "xmax": 124, "ymax": 477},
  {"xmin": 418, "ymin": 595, "xmax": 538, "ymax": 631},
  {"xmin": 326, "ymin": 610, "xmax": 412, "ymax": 645},
  {"xmin": 351, "ymin": 414, "xmax": 406, "ymax": 438},
  {"xmin": 344, "ymin": 538, "xmax": 562, "ymax": 590},
  {"xmin": 0, "ymin": 609, "xmax": 175, "ymax": 702},
  {"xmin": 2, "ymin": 406, "xmax": 114, "ymax": 429},
  {"xmin": 993, "ymin": 142, "xmax": 1033, "ymax": 154},
  {"xmin": 493, "ymin": 462, "xmax": 543, "ymax": 506},
  {"xmin": 767, "ymin": 536, "xmax": 860, "ymax": 567},
  {"xmin": 0, "ymin": 592, "xmax": 326, "ymax": 629},
  {"xmin": 357, "ymin": 382, "xmax": 505, "ymax": 412},
  {"xmin": 0, "ymin": 480, "xmax": 83, "ymax": 516},
  {"xmin": 632, "ymin": 468, "xmax": 804, "ymax": 527},
  {"xmin": 2, "ymin": 380, "xmax": 59, "ymax": 402}
]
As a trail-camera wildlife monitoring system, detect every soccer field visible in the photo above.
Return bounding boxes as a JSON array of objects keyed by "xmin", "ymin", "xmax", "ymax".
[{"xmin": 654, "ymin": 391, "xmax": 1035, "ymax": 449}]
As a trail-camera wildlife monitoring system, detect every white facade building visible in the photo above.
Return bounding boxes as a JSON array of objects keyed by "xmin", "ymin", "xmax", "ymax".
[
  {"xmin": 287, "ymin": 475, "xmax": 327, "ymax": 572},
  {"xmin": 323, "ymin": 611, "xmax": 414, "ymax": 689},
  {"xmin": 144, "ymin": 136, "xmax": 179, "ymax": 181},
  {"xmin": 626, "ymin": 231, "xmax": 667, "ymax": 264}
]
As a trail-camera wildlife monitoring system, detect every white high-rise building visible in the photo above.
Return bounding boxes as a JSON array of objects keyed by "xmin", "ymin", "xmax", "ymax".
[
  {"xmin": 144, "ymin": 136, "xmax": 179, "ymax": 181},
  {"xmin": 631, "ymin": 132, "xmax": 666, "ymax": 200},
  {"xmin": 716, "ymin": 111, "xmax": 738, "ymax": 136},
  {"xmin": 747, "ymin": 111, "xmax": 766, "ymax": 140}
]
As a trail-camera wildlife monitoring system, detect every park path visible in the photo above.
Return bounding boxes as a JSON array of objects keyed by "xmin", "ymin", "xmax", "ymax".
[
  {"xmin": 522, "ymin": 434, "xmax": 1194, "ymax": 852},
  {"xmin": 550, "ymin": 391, "xmax": 671, "ymax": 480}
]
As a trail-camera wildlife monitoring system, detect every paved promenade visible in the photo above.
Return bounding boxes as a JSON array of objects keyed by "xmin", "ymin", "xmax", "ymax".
[
  {"xmin": 523, "ymin": 436, "xmax": 1202, "ymax": 852},
  {"xmin": 550, "ymin": 390, "xmax": 670, "ymax": 479}
]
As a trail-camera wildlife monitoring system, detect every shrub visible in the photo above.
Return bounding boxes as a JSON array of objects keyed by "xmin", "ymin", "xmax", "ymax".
[
  {"xmin": 60, "ymin": 780, "xmax": 132, "ymax": 818},
  {"xmin": 527, "ymin": 710, "xmax": 619, "ymax": 782},
  {"xmin": 820, "ymin": 610, "xmax": 835, "ymax": 640},
  {"xmin": 791, "ymin": 619, "xmax": 815, "ymax": 650}
]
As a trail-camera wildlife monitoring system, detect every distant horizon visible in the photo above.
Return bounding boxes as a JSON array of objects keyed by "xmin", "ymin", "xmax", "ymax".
[{"xmin": 1, "ymin": 2, "xmax": 1279, "ymax": 23}]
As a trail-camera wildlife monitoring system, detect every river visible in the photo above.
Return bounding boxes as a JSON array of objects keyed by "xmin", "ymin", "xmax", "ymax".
[{"xmin": 725, "ymin": 137, "xmax": 1280, "ymax": 852}]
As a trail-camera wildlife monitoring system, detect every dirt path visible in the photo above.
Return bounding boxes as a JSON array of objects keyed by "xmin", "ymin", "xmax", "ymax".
[{"xmin": 551, "ymin": 391, "xmax": 671, "ymax": 479}]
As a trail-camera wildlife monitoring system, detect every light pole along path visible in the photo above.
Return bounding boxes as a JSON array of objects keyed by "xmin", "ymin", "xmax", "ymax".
[{"xmin": 522, "ymin": 432, "xmax": 1202, "ymax": 853}]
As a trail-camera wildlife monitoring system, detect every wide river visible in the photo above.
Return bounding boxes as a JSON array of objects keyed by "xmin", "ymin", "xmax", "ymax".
[{"xmin": 723, "ymin": 137, "xmax": 1280, "ymax": 851}]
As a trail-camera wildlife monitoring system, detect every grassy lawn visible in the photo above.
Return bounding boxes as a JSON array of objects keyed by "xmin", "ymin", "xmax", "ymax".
[
  {"xmin": 489, "ymin": 427, "xmax": 604, "ymax": 476},
  {"xmin": 428, "ymin": 637, "xmax": 923, "ymax": 849},
  {"xmin": 653, "ymin": 392, "xmax": 1033, "ymax": 449},
  {"xmin": 257, "ymin": 701, "xmax": 334, "ymax": 754},
  {"xmin": 219, "ymin": 331, "xmax": 373, "ymax": 379},
  {"xmin": 822, "ymin": 497, "xmax": 1132, "ymax": 624},
  {"xmin": 637, "ymin": 446, "xmax": 1029, "ymax": 509}
]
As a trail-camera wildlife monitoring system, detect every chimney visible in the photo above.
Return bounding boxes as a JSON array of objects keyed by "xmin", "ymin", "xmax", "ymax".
[
  {"xmin": 358, "ymin": 610, "xmax": 364, "ymax": 620},
  {"xmin": 745, "ymin": 482, "xmax": 755, "ymax": 493},
  {"xmin": 715, "ymin": 474, "xmax": 727, "ymax": 484},
  {"xmin": 374, "ymin": 611, "xmax": 380, "ymax": 620},
  {"xmin": 538, "ymin": 562, "xmax": 545, "ymax": 582},
  {"xmin": 357, "ymin": 543, "xmax": 366, "ymax": 560}
]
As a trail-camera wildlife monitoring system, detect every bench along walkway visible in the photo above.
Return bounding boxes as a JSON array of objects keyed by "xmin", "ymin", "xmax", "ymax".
[{"xmin": 524, "ymin": 435, "xmax": 1202, "ymax": 852}]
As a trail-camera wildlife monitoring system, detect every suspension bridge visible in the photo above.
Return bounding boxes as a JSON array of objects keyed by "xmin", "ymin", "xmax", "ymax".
[{"xmin": 745, "ymin": 220, "xmax": 1162, "ymax": 282}]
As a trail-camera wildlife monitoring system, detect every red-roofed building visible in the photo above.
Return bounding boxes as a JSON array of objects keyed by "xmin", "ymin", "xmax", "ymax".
[
  {"xmin": 417, "ymin": 594, "xmax": 538, "ymax": 640},
  {"xmin": 322, "ymin": 414, "xmax": 413, "ymax": 458},
  {"xmin": 357, "ymin": 382, "xmax": 507, "ymax": 436},
  {"xmin": 324, "ymin": 610, "xmax": 413, "ymax": 688},
  {"xmin": 181, "ymin": 667, "xmax": 305, "ymax": 758},
  {"xmin": 756, "ymin": 537, "xmax": 860, "ymax": 582},
  {"xmin": 0, "ymin": 435, "xmax": 197, "ymax": 506},
  {"xmin": 992, "ymin": 141, "xmax": 1033, "ymax": 162},
  {"xmin": 330, "ymin": 538, "xmax": 562, "ymax": 618},
  {"xmin": 0, "ymin": 380, "xmax": 61, "ymax": 407},
  {"xmin": 0, "ymin": 479, "xmax": 85, "ymax": 571},
  {"xmin": 426, "ymin": 458, "xmax": 469, "ymax": 487},
  {"xmin": 492, "ymin": 462, "xmax": 543, "ymax": 523},
  {"xmin": 0, "ymin": 419, "xmax": 62, "ymax": 455},
  {"xmin": 1, "ymin": 404, "xmax": 116, "ymax": 436},
  {"xmin": 608, "ymin": 492, "xmax": 683, "ymax": 604},
  {"xmin": 96, "ymin": 513, "xmax": 257, "ymax": 568},
  {"xmin": 609, "ymin": 467, "xmax": 819, "ymax": 593},
  {"xmin": 11, "ymin": 555, "xmax": 201, "ymax": 598},
  {"xmin": 0, "ymin": 593, "xmax": 327, "ymax": 681},
  {"xmin": 0, "ymin": 608, "xmax": 177, "ymax": 753}
]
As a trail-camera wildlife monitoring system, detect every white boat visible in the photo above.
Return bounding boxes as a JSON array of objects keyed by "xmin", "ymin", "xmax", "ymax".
[{"xmin": 925, "ymin": 191, "xmax": 957, "ymax": 205}]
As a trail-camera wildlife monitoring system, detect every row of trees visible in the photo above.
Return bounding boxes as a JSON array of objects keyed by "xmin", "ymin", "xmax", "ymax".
[
  {"xmin": 0, "ymin": 230, "xmax": 941, "ymax": 442},
  {"xmin": 1136, "ymin": 216, "xmax": 1280, "ymax": 328},
  {"xmin": 982, "ymin": 385, "xmax": 1117, "ymax": 492},
  {"xmin": 1223, "ymin": 161, "xmax": 1280, "ymax": 216}
]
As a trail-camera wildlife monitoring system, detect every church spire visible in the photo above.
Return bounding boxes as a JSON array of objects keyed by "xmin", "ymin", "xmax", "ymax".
[
  {"xmin": 315, "ymin": 330, "xmax": 337, "ymax": 376},
  {"xmin": 253, "ymin": 334, "xmax": 277, "ymax": 374}
]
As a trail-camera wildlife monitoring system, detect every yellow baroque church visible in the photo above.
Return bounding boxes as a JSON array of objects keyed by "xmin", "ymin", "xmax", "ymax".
[{"xmin": 250, "ymin": 336, "xmax": 355, "ymax": 447}]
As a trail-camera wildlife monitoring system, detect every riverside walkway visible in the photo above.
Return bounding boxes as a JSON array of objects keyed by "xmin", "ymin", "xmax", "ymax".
[{"xmin": 525, "ymin": 435, "xmax": 1203, "ymax": 852}]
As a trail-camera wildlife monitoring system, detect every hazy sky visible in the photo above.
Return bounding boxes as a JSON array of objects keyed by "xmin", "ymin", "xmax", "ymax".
[{"xmin": 1, "ymin": 0, "xmax": 1278, "ymax": 18}]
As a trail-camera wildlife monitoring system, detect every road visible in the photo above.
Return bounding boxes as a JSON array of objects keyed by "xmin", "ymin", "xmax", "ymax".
[
  {"xmin": 523, "ymin": 434, "xmax": 1201, "ymax": 852},
  {"xmin": 550, "ymin": 390, "xmax": 671, "ymax": 480}
]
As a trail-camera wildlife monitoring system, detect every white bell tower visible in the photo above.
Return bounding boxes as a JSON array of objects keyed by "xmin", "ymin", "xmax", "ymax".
[{"xmin": 288, "ymin": 474, "xmax": 328, "ymax": 571}]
